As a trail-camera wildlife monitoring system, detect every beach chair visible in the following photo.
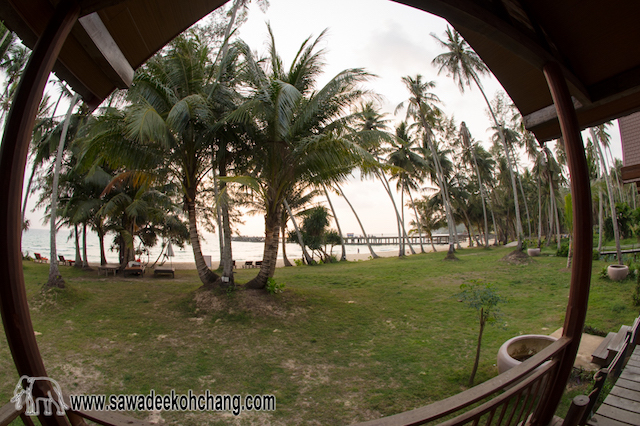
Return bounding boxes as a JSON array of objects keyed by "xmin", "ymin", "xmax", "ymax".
[
  {"xmin": 58, "ymin": 255, "xmax": 74, "ymax": 266},
  {"xmin": 243, "ymin": 261, "xmax": 253, "ymax": 269},
  {"xmin": 34, "ymin": 253, "xmax": 48, "ymax": 263},
  {"xmin": 124, "ymin": 261, "xmax": 145, "ymax": 277},
  {"xmin": 255, "ymin": 261, "xmax": 262, "ymax": 268}
]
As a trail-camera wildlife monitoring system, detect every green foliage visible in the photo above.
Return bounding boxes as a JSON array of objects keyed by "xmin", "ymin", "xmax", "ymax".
[
  {"xmin": 599, "ymin": 267, "xmax": 609, "ymax": 279},
  {"xmin": 265, "ymin": 277, "xmax": 285, "ymax": 294},
  {"xmin": 455, "ymin": 280, "xmax": 506, "ymax": 325},
  {"xmin": 556, "ymin": 243, "xmax": 569, "ymax": 258}
]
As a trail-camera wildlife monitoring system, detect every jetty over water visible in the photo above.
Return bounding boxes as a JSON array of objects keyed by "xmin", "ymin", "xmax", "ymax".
[
  {"xmin": 233, "ymin": 234, "xmax": 470, "ymax": 245},
  {"xmin": 344, "ymin": 233, "xmax": 468, "ymax": 245}
]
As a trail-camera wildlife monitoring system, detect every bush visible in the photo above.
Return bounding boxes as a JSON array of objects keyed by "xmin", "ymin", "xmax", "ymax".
[
  {"xmin": 593, "ymin": 250, "xmax": 600, "ymax": 261},
  {"xmin": 634, "ymin": 274, "xmax": 640, "ymax": 306},
  {"xmin": 556, "ymin": 243, "xmax": 569, "ymax": 257},
  {"xmin": 266, "ymin": 277, "xmax": 285, "ymax": 295}
]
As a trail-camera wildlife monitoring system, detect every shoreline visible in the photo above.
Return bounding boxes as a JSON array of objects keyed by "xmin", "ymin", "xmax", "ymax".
[{"xmin": 92, "ymin": 241, "xmax": 473, "ymax": 270}]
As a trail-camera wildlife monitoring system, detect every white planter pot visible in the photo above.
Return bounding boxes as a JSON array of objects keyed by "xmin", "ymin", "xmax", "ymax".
[
  {"xmin": 607, "ymin": 264, "xmax": 629, "ymax": 281},
  {"xmin": 527, "ymin": 248, "xmax": 541, "ymax": 257},
  {"xmin": 497, "ymin": 334, "xmax": 557, "ymax": 374}
]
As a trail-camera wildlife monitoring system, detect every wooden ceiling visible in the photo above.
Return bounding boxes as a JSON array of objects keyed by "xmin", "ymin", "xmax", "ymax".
[{"xmin": 1, "ymin": 0, "xmax": 639, "ymax": 141}]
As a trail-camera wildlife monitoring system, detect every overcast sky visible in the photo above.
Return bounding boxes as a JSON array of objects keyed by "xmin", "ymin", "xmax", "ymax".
[{"xmin": 23, "ymin": 0, "xmax": 624, "ymax": 240}]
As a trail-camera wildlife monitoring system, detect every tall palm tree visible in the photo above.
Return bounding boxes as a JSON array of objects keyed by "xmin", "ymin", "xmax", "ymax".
[
  {"xmin": 460, "ymin": 122, "xmax": 490, "ymax": 248},
  {"xmin": 388, "ymin": 121, "xmax": 429, "ymax": 253},
  {"xmin": 591, "ymin": 125, "xmax": 622, "ymax": 264},
  {"xmin": 398, "ymin": 75, "xmax": 457, "ymax": 257},
  {"xmin": 127, "ymin": 35, "xmax": 241, "ymax": 286},
  {"xmin": 228, "ymin": 26, "xmax": 371, "ymax": 289},
  {"xmin": 432, "ymin": 26, "xmax": 524, "ymax": 251}
]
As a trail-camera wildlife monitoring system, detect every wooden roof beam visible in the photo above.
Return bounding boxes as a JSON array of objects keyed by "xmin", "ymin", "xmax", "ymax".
[{"xmin": 78, "ymin": 12, "xmax": 133, "ymax": 89}]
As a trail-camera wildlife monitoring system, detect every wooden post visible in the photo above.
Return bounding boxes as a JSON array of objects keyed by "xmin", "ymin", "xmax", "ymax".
[
  {"xmin": 561, "ymin": 395, "xmax": 590, "ymax": 426},
  {"xmin": 534, "ymin": 62, "xmax": 593, "ymax": 425},
  {"xmin": 0, "ymin": 1, "xmax": 80, "ymax": 425}
]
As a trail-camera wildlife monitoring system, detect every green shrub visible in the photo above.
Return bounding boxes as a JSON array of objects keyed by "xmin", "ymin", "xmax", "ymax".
[
  {"xmin": 556, "ymin": 243, "xmax": 569, "ymax": 257},
  {"xmin": 266, "ymin": 277, "xmax": 285, "ymax": 294}
]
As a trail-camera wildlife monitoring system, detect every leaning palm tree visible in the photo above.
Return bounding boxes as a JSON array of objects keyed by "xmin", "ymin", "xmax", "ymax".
[
  {"xmin": 227, "ymin": 26, "xmax": 371, "ymax": 289},
  {"xmin": 591, "ymin": 125, "xmax": 623, "ymax": 264},
  {"xmin": 460, "ymin": 122, "xmax": 490, "ymax": 248},
  {"xmin": 432, "ymin": 26, "xmax": 524, "ymax": 251},
  {"xmin": 397, "ymin": 75, "xmax": 457, "ymax": 258}
]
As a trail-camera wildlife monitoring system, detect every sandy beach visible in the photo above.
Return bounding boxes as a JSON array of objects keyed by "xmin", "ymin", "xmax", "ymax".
[{"xmin": 153, "ymin": 240, "xmax": 473, "ymax": 270}]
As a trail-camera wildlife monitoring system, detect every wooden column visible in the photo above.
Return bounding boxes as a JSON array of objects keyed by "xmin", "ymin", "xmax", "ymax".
[
  {"xmin": 0, "ymin": 1, "xmax": 80, "ymax": 425},
  {"xmin": 534, "ymin": 62, "xmax": 593, "ymax": 425}
]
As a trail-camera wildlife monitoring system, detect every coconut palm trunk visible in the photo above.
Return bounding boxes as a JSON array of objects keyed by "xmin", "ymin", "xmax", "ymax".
[
  {"xmin": 598, "ymin": 186, "xmax": 604, "ymax": 252},
  {"xmin": 82, "ymin": 223, "xmax": 89, "ymax": 268},
  {"xmin": 46, "ymin": 93, "xmax": 78, "ymax": 288},
  {"xmin": 246, "ymin": 204, "xmax": 282, "ymax": 289},
  {"xmin": 336, "ymin": 183, "xmax": 378, "ymax": 258},
  {"xmin": 323, "ymin": 184, "xmax": 347, "ymax": 261},
  {"xmin": 377, "ymin": 169, "xmax": 415, "ymax": 255},
  {"xmin": 537, "ymin": 176, "xmax": 543, "ymax": 248},
  {"xmin": 186, "ymin": 197, "xmax": 220, "ymax": 285},
  {"xmin": 470, "ymin": 150, "xmax": 489, "ymax": 248},
  {"xmin": 284, "ymin": 198, "xmax": 314, "ymax": 264},
  {"xmin": 407, "ymin": 189, "xmax": 426, "ymax": 253},
  {"xmin": 592, "ymin": 128, "xmax": 623, "ymax": 264}
]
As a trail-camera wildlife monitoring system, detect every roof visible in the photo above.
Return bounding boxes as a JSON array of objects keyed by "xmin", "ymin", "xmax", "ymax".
[
  {"xmin": 1, "ymin": 0, "xmax": 639, "ymax": 141},
  {"xmin": 0, "ymin": 0, "xmax": 227, "ymax": 108},
  {"xmin": 396, "ymin": 0, "xmax": 640, "ymax": 142}
]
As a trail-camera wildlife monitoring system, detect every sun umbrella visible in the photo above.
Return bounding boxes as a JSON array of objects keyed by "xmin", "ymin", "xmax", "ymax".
[{"xmin": 166, "ymin": 241, "xmax": 175, "ymax": 267}]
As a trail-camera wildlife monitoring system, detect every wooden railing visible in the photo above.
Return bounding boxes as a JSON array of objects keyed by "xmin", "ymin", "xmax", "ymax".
[
  {"xmin": 1, "ymin": 337, "xmax": 570, "ymax": 426},
  {"xmin": 353, "ymin": 337, "xmax": 571, "ymax": 426}
]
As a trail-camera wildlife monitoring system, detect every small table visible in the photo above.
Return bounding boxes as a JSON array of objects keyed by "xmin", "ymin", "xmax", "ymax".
[{"xmin": 98, "ymin": 265, "xmax": 119, "ymax": 276}]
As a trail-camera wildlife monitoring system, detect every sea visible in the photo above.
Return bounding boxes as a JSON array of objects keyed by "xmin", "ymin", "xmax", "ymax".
[{"xmin": 21, "ymin": 228, "xmax": 401, "ymax": 265}]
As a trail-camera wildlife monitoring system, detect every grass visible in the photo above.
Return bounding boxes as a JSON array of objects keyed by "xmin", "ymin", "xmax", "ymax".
[{"xmin": 1, "ymin": 246, "xmax": 638, "ymax": 425}]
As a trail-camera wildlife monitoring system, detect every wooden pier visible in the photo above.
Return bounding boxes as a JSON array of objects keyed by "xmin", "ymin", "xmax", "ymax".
[{"xmin": 344, "ymin": 234, "xmax": 468, "ymax": 245}]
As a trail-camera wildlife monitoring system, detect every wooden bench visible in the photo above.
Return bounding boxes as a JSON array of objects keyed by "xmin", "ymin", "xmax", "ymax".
[
  {"xmin": 580, "ymin": 315, "xmax": 640, "ymax": 425},
  {"xmin": 98, "ymin": 265, "xmax": 119, "ymax": 276},
  {"xmin": 153, "ymin": 266, "xmax": 175, "ymax": 278}
]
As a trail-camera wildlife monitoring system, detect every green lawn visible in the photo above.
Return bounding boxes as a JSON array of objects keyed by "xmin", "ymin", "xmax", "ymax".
[{"xmin": 1, "ymin": 246, "xmax": 637, "ymax": 425}]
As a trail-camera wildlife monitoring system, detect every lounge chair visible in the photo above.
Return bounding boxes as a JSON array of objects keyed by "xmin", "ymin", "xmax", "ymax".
[
  {"xmin": 124, "ymin": 261, "xmax": 145, "ymax": 277},
  {"xmin": 34, "ymin": 253, "xmax": 48, "ymax": 263},
  {"xmin": 255, "ymin": 261, "xmax": 262, "ymax": 268},
  {"xmin": 243, "ymin": 261, "xmax": 253, "ymax": 269},
  {"xmin": 58, "ymin": 255, "xmax": 74, "ymax": 266}
]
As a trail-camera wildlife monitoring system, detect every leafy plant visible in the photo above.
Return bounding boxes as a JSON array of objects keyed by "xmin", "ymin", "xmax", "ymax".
[
  {"xmin": 633, "ymin": 273, "xmax": 640, "ymax": 306},
  {"xmin": 599, "ymin": 267, "xmax": 609, "ymax": 279},
  {"xmin": 266, "ymin": 277, "xmax": 285, "ymax": 295},
  {"xmin": 294, "ymin": 259, "xmax": 304, "ymax": 267},
  {"xmin": 454, "ymin": 280, "xmax": 506, "ymax": 386}
]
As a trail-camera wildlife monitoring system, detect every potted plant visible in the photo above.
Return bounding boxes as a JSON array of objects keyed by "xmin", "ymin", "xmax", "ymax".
[{"xmin": 607, "ymin": 264, "xmax": 629, "ymax": 281}]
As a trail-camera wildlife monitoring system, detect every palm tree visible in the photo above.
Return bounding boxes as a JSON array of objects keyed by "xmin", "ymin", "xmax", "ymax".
[
  {"xmin": 398, "ymin": 75, "xmax": 457, "ymax": 258},
  {"xmin": 46, "ymin": 93, "xmax": 80, "ymax": 288},
  {"xmin": 591, "ymin": 125, "xmax": 623, "ymax": 264},
  {"xmin": 432, "ymin": 26, "xmax": 524, "ymax": 251},
  {"xmin": 228, "ymin": 26, "xmax": 371, "ymax": 289},
  {"xmin": 460, "ymin": 122, "xmax": 490, "ymax": 248},
  {"xmin": 125, "ymin": 35, "xmax": 224, "ymax": 286},
  {"xmin": 388, "ymin": 121, "xmax": 429, "ymax": 253}
]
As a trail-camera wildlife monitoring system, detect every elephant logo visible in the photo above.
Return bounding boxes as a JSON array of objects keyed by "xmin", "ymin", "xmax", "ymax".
[{"xmin": 11, "ymin": 375, "xmax": 69, "ymax": 416}]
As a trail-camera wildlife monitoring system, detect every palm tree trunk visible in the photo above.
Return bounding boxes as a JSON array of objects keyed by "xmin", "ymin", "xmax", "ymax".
[
  {"xmin": 377, "ymin": 170, "xmax": 415, "ymax": 255},
  {"xmin": 471, "ymin": 152, "xmax": 489, "ymax": 248},
  {"xmin": 336, "ymin": 183, "xmax": 378, "ymax": 258},
  {"xmin": 512, "ymin": 153, "xmax": 532, "ymax": 239},
  {"xmin": 598, "ymin": 186, "xmax": 604, "ymax": 252},
  {"xmin": 82, "ymin": 222, "xmax": 89, "ymax": 268},
  {"xmin": 552, "ymin": 185, "xmax": 562, "ymax": 252},
  {"xmin": 472, "ymin": 74, "xmax": 523, "ymax": 250},
  {"xmin": 186, "ymin": 198, "xmax": 220, "ymax": 286},
  {"xmin": 46, "ymin": 93, "xmax": 78, "ymax": 288},
  {"xmin": 221, "ymin": 191, "xmax": 234, "ymax": 286},
  {"xmin": 537, "ymin": 177, "xmax": 543, "ymax": 248},
  {"xmin": 592, "ymin": 128, "xmax": 623, "ymax": 264},
  {"xmin": 281, "ymin": 221, "xmax": 293, "ymax": 267},
  {"xmin": 323, "ymin": 184, "xmax": 347, "ymax": 261},
  {"xmin": 407, "ymin": 189, "xmax": 425, "ymax": 253},
  {"xmin": 213, "ymin": 170, "xmax": 225, "ymax": 266},
  {"xmin": 246, "ymin": 203, "xmax": 282, "ymax": 289},
  {"xmin": 74, "ymin": 224, "xmax": 82, "ymax": 269},
  {"xmin": 284, "ymin": 198, "xmax": 314, "ymax": 265},
  {"xmin": 98, "ymin": 223, "xmax": 107, "ymax": 265}
]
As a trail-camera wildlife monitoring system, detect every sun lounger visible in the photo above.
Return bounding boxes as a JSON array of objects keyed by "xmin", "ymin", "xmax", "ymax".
[
  {"xmin": 34, "ymin": 253, "xmax": 48, "ymax": 263},
  {"xmin": 58, "ymin": 255, "xmax": 74, "ymax": 266},
  {"xmin": 153, "ymin": 266, "xmax": 175, "ymax": 278},
  {"xmin": 123, "ymin": 261, "xmax": 145, "ymax": 277},
  {"xmin": 243, "ymin": 261, "xmax": 253, "ymax": 269}
]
